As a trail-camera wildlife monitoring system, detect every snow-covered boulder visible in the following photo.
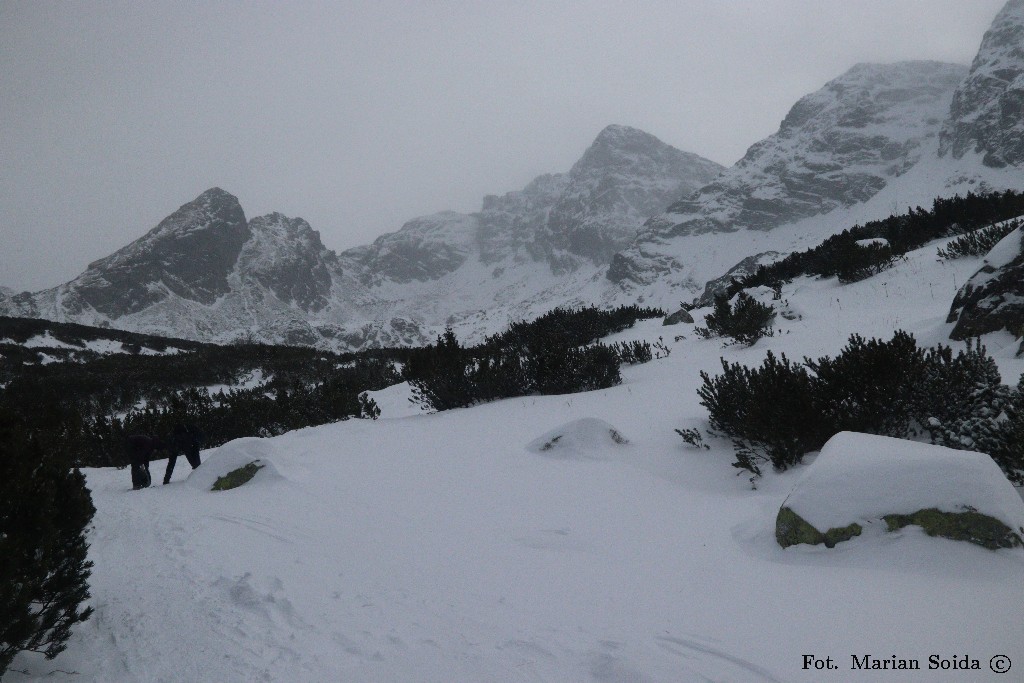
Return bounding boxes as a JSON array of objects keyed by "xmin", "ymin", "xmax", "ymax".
[
  {"xmin": 776, "ymin": 432, "xmax": 1024, "ymax": 549},
  {"xmin": 185, "ymin": 437, "xmax": 282, "ymax": 491},
  {"xmin": 526, "ymin": 418, "xmax": 629, "ymax": 459},
  {"xmin": 359, "ymin": 381, "xmax": 430, "ymax": 419},
  {"xmin": 947, "ymin": 221, "xmax": 1024, "ymax": 340},
  {"xmin": 662, "ymin": 308, "xmax": 694, "ymax": 326}
]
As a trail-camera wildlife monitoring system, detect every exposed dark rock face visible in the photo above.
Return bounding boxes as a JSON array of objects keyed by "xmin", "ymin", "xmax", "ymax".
[
  {"xmin": 63, "ymin": 188, "xmax": 251, "ymax": 318},
  {"xmin": 948, "ymin": 226, "xmax": 1024, "ymax": 339},
  {"xmin": 662, "ymin": 309, "xmax": 694, "ymax": 326},
  {"xmin": 694, "ymin": 252, "xmax": 785, "ymax": 307},
  {"xmin": 543, "ymin": 125, "xmax": 725, "ymax": 267},
  {"xmin": 243, "ymin": 213, "xmax": 335, "ymax": 312},
  {"xmin": 939, "ymin": 0, "xmax": 1024, "ymax": 168}
]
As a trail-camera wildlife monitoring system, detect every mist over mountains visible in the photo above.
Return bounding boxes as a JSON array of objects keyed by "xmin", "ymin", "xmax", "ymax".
[{"xmin": 3, "ymin": 0, "xmax": 1022, "ymax": 350}]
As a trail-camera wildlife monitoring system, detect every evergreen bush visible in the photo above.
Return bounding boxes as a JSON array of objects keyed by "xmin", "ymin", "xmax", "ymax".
[
  {"xmin": 695, "ymin": 331, "xmax": 1024, "ymax": 482},
  {"xmin": 833, "ymin": 241, "xmax": 900, "ymax": 283},
  {"xmin": 698, "ymin": 351, "xmax": 826, "ymax": 472},
  {"xmin": 937, "ymin": 218, "xmax": 1022, "ymax": 260},
  {"xmin": 0, "ymin": 408, "xmax": 95, "ymax": 675},
  {"xmin": 695, "ymin": 292, "xmax": 775, "ymax": 346},
  {"xmin": 727, "ymin": 190, "xmax": 1024, "ymax": 298},
  {"xmin": 807, "ymin": 332, "xmax": 926, "ymax": 436}
]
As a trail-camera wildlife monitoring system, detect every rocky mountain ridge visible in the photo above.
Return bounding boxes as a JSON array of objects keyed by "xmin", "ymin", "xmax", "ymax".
[
  {"xmin": 1, "ymin": 127, "xmax": 722, "ymax": 349},
  {"xmin": 607, "ymin": 60, "xmax": 969, "ymax": 288},
  {"xmin": 604, "ymin": 1, "xmax": 1024, "ymax": 305},
  {"xmin": 940, "ymin": 0, "xmax": 1024, "ymax": 168},
  {"xmin": 4, "ymin": 1, "xmax": 1022, "ymax": 349}
]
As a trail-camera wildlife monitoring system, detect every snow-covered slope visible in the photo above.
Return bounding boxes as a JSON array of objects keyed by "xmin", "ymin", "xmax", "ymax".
[{"xmin": 12, "ymin": 231, "xmax": 1024, "ymax": 682}]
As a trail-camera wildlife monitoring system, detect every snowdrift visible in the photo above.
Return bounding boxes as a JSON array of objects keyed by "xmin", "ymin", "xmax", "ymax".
[{"xmin": 526, "ymin": 417, "xmax": 629, "ymax": 459}]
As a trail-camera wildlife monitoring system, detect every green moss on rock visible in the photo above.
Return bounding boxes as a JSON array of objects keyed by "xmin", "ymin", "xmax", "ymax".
[
  {"xmin": 883, "ymin": 508, "xmax": 1024, "ymax": 550},
  {"xmin": 212, "ymin": 461, "xmax": 264, "ymax": 491},
  {"xmin": 775, "ymin": 506, "xmax": 863, "ymax": 548}
]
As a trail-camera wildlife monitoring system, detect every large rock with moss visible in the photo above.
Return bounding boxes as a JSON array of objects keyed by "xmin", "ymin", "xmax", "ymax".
[{"xmin": 776, "ymin": 432, "xmax": 1024, "ymax": 550}]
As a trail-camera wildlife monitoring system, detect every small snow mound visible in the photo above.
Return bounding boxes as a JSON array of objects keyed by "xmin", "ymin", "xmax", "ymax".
[
  {"xmin": 778, "ymin": 432, "xmax": 1024, "ymax": 548},
  {"xmin": 855, "ymin": 237, "xmax": 889, "ymax": 248},
  {"xmin": 526, "ymin": 418, "xmax": 629, "ymax": 459},
  {"xmin": 184, "ymin": 438, "xmax": 282, "ymax": 491},
  {"xmin": 360, "ymin": 381, "xmax": 430, "ymax": 418},
  {"xmin": 982, "ymin": 224, "xmax": 1023, "ymax": 270}
]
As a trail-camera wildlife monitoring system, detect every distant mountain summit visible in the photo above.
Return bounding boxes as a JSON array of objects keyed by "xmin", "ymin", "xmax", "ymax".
[
  {"xmin": 4, "ymin": 2, "xmax": 1022, "ymax": 349},
  {"xmin": 341, "ymin": 125, "xmax": 723, "ymax": 287},
  {"xmin": 334, "ymin": 125, "xmax": 723, "ymax": 330},
  {"xmin": 2, "ymin": 127, "xmax": 722, "ymax": 349},
  {"xmin": 608, "ymin": 61, "xmax": 968, "ymax": 286},
  {"xmin": 64, "ymin": 187, "xmax": 251, "ymax": 317},
  {"xmin": 939, "ymin": 0, "xmax": 1024, "ymax": 168},
  {"xmin": 543, "ymin": 125, "xmax": 724, "ymax": 267}
]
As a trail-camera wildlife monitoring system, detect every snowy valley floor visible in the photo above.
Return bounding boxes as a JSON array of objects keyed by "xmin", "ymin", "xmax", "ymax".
[{"xmin": 8, "ymin": 237, "xmax": 1024, "ymax": 682}]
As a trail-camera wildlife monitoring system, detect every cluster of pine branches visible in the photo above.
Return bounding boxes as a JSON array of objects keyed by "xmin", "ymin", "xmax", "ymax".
[
  {"xmin": 728, "ymin": 190, "xmax": 1024, "ymax": 295},
  {"xmin": 936, "ymin": 217, "xmax": 1023, "ymax": 260},
  {"xmin": 404, "ymin": 306, "xmax": 664, "ymax": 411},
  {"xmin": 697, "ymin": 332, "xmax": 1023, "ymax": 483}
]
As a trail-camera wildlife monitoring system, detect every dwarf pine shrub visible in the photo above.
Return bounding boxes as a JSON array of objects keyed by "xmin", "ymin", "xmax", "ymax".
[
  {"xmin": 937, "ymin": 218, "xmax": 1022, "ymax": 260},
  {"xmin": 0, "ymin": 409, "xmax": 95, "ymax": 675},
  {"xmin": 695, "ymin": 331, "xmax": 1024, "ymax": 481},
  {"xmin": 695, "ymin": 292, "xmax": 776, "ymax": 346}
]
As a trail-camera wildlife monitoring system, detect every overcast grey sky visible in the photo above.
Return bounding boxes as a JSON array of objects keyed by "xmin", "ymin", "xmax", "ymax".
[{"xmin": 0, "ymin": 0, "xmax": 1007, "ymax": 291}]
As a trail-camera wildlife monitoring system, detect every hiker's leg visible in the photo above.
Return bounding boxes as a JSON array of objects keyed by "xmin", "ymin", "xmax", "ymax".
[{"xmin": 164, "ymin": 452, "xmax": 178, "ymax": 485}]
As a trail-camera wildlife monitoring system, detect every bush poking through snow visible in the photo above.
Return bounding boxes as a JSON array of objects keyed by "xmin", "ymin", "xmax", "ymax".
[
  {"xmin": 674, "ymin": 427, "xmax": 709, "ymax": 450},
  {"xmin": 833, "ymin": 241, "xmax": 901, "ymax": 283},
  {"xmin": 406, "ymin": 307, "xmax": 664, "ymax": 411},
  {"xmin": 211, "ymin": 461, "xmax": 265, "ymax": 491},
  {"xmin": 696, "ymin": 332, "xmax": 1024, "ymax": 481},
  {"xmin": 695, "ymin": 292, "xmax": 776, "ymax": 347},
  {"xmin": 937, "ymin": 218, "xmax": 1022, "ymax": 260},
  {"xmin": 698, "ymin": 351, "xmax": 825, "ymax": 474}
]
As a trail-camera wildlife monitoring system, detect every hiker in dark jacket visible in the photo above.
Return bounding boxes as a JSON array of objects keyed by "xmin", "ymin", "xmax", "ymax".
[
  {"xmin": 164, "ymin": 423, "xmax": 204, "ymax": 485},
  {"xmin": 126, "ymin": 434, "xmax": 166, "ymax": 490}
]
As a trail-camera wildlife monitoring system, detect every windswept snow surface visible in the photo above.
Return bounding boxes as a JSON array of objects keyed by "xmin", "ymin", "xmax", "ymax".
[{"xmin": 10, "ymin": 235, "xmax": 1024, "ymax": 682}]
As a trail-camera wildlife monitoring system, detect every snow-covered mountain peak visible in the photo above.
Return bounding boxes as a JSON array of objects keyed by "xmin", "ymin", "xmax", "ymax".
[
  {"xmin": 776, "ymin": 61, "xmax": 965, "ymax": 136},
  {"xmin": 337, "ymin": 124, "xmax": 723, "ymax": 297},
  {"xmin": 241, "ymin": 213, "xmax": 338, "ymax": 312},
  {"xmin": 542, "ymin": 127, "xmax": 724, "ymax": 267},
  {"xmin": 111, "ymin": 185, "xmax": 245, "ymax": 249},
  {"xmin": 45, "ymin": 188, "xmax": 253, "ymax": 318},
  {"xmin": 606, "ymin": 61, "xmax": 966, "ymax": 287},
  {"xmin": 939, "ymin": 0, "xmax": 1024, "ymax": 167}
]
